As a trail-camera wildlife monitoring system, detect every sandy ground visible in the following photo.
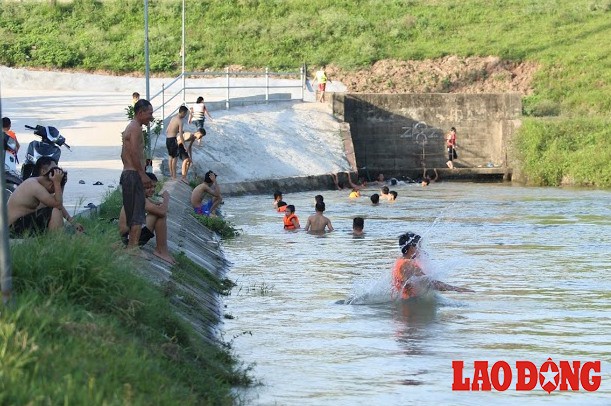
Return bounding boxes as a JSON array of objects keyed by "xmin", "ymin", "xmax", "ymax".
[{"xmin": 1, "ymin": 67, "xmax": 350, "ymax": 215}]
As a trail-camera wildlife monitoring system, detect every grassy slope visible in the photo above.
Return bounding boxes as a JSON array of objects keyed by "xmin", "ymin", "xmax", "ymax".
[
  {"xmin": 1, "ymin": 191, "xmax": 248, "ymax": 404},
  {"xmin": 0, "ymin": 0, "xmax": 609, "ymax": 184}
]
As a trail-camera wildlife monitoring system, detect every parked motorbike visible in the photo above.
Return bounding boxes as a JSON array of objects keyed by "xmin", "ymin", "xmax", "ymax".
[{"xmin": 21, "ymin": 124, "xmax": 70, "ymax": 180}]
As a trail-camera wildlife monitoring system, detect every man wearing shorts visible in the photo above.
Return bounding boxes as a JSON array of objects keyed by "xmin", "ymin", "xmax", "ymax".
[
  {"xmin": 177, "ymin": 129, "xmax": 204, "ymax": 183},
  {"xmin": 189, "ymin": 96, "xmax": 212, "ymax": 135},
  {"xmin": 191, "ymin": 170, "xmax": 222, "ymax": 217},
  {"xmin": 166, "ymin": 106, "xmax": 189, "ymax": 180},
  {"xmin": 314, "ymin": 67, "xmax": 330, "ymax": 103},
  {"xmin": 121, "ymin": 99, "xmax": 154, "ymax": 250}
]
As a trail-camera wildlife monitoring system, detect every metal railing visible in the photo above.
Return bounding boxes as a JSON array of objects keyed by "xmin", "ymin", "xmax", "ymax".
[{"xmin": 147, "ymin": 65, "xmax": 306, "ymax": 156}]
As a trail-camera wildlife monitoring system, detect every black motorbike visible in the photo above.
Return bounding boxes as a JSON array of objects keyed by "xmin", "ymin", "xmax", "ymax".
[{"xmin": 21, "ymin": 124, "xmax": 70, "ymax": 180}]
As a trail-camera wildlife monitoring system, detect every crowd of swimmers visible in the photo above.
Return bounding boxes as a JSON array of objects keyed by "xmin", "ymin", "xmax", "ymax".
[
  {"xmin": 272, "ymin": 171, "xmax": 472, "ymax": 300},
  {"xmin": 6, "ymin": 94, "xmax": 469, "ymax": 300}
]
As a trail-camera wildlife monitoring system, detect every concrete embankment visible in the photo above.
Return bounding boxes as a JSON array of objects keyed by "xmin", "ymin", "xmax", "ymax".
[{"xmin": 135, "ymin": 179, "xmax": 229, "ymax": 345}]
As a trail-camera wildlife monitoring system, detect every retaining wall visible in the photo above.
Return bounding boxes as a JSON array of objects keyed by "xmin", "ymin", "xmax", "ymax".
[{"xmin": 331, "ymin": 93, "xmax": 522, "ymax": 179}]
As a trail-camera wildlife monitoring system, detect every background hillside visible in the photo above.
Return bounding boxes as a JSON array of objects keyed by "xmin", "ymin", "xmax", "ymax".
[{"xmin": 1, "ymin": 0, "xmax": 610, "ymax": 186}]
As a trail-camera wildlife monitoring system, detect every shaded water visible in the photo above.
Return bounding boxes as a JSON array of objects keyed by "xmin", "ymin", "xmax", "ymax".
[{"xmin": 221, "ymin": 183, "xmax": 611, "ymax": 405}]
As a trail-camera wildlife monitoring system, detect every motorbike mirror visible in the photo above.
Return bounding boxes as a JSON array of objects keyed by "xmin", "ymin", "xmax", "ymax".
[{"xmin": 33, "ymin": 125, "xmax": 45, "ymax": 137}]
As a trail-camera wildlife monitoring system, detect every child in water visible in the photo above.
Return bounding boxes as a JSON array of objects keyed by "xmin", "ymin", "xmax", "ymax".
[
  {"xmin": 283, "ymin": 205, "xmax": 300, "ymax": 230},
  {"xmin": 273, "ymin": 190, "xmax": 283, "ymax": 210},
  {"xmin": 392, "ymin": 232, "xmax": 473, "ymax": 300},
  {"xmin": 349, "ymin": 188, "xmax": 361, "ymax": 198}
]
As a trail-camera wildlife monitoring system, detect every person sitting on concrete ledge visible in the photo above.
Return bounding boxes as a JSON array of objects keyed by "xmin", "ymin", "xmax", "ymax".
[
  {"xmin": 119, "ymin": 172, "xmax": 176, "ymax": 265},
  {"xmin": 191, "ymin": 170, "xmax": 222, "ymax": 217},
  {"xmin": 421, "ymin": 168, "xmax": 439, "ymax": 186},
  {"xmin": 330, "ymin": 172, "xmax": 345, "ymax": 190}
]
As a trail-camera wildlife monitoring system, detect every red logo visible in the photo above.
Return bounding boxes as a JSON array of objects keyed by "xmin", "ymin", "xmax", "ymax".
[{"xmin": 452, "ymin": 358, "xmax": 601, "ymax": 393}]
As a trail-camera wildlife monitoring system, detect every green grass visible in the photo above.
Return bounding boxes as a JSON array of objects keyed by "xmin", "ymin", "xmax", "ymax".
[
  {"xmin": 512, "ymin": 116, "xmax": 611, "ymax": 186},
  {"xmin": 193, "ymin": 214, "xmax": 241, "ymax": 239},
  {"xmin": 1, "ymin": 0, "xmax": 610, "ymax": 186},
  {"xmin": 2, "ymin": 199, "xmax": 249, "ymax": 404}
]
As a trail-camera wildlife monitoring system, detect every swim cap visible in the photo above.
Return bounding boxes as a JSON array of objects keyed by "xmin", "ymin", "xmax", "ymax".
[{"xmin": 399, "ymin": 232, "xmax": 421, "ymax": 254}]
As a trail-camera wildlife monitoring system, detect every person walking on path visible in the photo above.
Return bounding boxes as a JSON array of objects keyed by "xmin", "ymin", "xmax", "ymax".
[
  {"xmin": 121, "ymin": 99, "xmax": 154, "ymax": 251},
  {"xmin": 189, "ymin": 96, "xmax": 213, "ymax": 135},
  {"xmin": 314, "ymin": 67, "xmax": 330, "ymax": 103},
  {"xmin": 446, "ymin": 127, "xmax": 458, "ymax": 169}
]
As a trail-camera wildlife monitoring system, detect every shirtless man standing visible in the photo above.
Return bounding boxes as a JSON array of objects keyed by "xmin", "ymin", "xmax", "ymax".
[
  {"xmin": 304, "ymin": 202, "xmax": 334, "ymax": 233},
  {"xmin": 191, "ymin": 170, "xmax": 222, "ymax": 217},
  {"xmin": 166, "ymin": 106, "xmax": 189, "ymax": 180},
  {"xmin": 8, "ymin": 157, "xmax": 83, "ymax": 236},
  {"xmin": 121, "ymin": 99, "xmax": 154, "ymax": 250}
]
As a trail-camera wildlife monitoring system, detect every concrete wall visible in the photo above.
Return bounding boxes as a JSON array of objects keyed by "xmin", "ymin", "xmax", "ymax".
[{"xmin": 331, "ymin": 93, "xmax": 522, "ymax": 178}]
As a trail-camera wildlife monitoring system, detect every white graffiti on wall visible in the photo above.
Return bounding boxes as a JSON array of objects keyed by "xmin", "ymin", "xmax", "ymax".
[{"xmin": 400, "ymin": 121, "xmax": 442, "ymax": 145}]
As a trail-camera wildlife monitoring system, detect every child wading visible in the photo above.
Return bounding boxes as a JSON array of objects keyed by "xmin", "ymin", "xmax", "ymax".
[{"xmin": 283, "ymin": 205, "xmax": 300, "ymax": 230}]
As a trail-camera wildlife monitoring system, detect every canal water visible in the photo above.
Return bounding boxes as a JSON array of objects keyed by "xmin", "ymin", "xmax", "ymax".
[{"xmin": 221, "ymin": 182, "xmax": 610, "ymax": 405}]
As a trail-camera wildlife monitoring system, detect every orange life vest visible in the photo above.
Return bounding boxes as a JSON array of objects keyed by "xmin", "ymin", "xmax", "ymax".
[
  {"xmin": 283, "ymin": 213, "xmax": 299, "ymax": 229},
  {"xmin": 392, "ymin": 257, "xmax": 422, "ymax": 299},
  {"xmin": 277, "ymin": 205, "xmax": 287, "ymax": 212}
]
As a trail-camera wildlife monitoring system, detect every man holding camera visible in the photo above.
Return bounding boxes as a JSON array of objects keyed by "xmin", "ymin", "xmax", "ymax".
[{"xmin": 7, "ymin": 156, "xmax": 83, "ymax": 237}]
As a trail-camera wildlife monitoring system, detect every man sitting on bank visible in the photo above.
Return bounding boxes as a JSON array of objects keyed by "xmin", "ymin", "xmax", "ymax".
[
  {"xmin": 119, "ymin": 172, "xmax": 176, "ymax": 265},
  {"xmin": 191, "ymin": 170, "xmax": 222, "ymax": 217},
  {"xmin": 8, "ymin": 157, "xmax": 84, "ymax": 237}
]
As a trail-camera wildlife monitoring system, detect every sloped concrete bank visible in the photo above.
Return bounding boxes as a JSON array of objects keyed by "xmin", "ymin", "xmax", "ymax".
[{"xmin": 136, "ymin": 179, "xmax": 230, "ymax": 345}]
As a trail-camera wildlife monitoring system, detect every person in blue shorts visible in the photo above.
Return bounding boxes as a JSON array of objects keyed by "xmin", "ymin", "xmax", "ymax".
[{"xmin": 191, "ymin": 170, "xmax": 222, "ymax": 217}]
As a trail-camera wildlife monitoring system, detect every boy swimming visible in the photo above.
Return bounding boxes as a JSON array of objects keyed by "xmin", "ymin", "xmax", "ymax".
[{"xmin": 392, "ymin": 232, "xmax": 473, "ymax": 300}]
